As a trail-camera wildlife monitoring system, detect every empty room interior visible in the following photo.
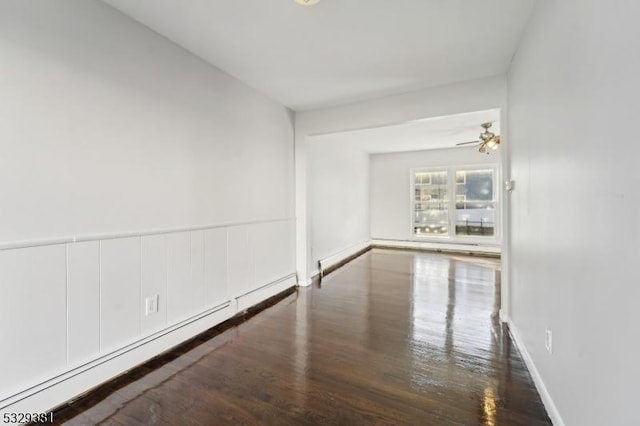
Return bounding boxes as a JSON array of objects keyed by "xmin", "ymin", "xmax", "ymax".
[{"xmin": 1, "ymin": 1, "xmax": 638, "ymax": 425}]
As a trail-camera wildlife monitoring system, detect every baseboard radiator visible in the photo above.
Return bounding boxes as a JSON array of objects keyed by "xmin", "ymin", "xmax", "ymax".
[
  {"xmin": 0, "ymin": 274, "xmax": 296, "ymax": 418},
  {"xmin": 318, "ymin": 241, "xmax": 372, "ymax": 278}
]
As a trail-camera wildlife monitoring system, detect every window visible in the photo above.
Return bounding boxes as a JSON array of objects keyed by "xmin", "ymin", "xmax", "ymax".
[
  {"xmin": 412, "ymin": 167, "xmax": 497, "ymax": 240},
  {"xmin": 413, "ymin": 171, "xmax": 449, "ymax": 236},
  {"xmin": 455, "ymin": 169, "xmax": 495, "ymax": 236}
]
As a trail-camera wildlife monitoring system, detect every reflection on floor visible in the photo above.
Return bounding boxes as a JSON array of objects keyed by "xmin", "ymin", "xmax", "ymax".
[{"xmin": 53, "ymin": 249, "xmax": 550, "ymax": 425}]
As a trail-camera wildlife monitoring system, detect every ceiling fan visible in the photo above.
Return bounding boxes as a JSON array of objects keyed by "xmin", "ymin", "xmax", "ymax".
[{"xmin": 456, "ymin": 122, "xmax": 500, "ymax": 154}]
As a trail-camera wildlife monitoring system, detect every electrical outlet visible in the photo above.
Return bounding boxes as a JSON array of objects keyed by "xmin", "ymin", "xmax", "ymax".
[
  {"xmin": 145, "ymin": 294, "xmax": 159, "ymax": 316},
  {"xmin": 545, "ymin": 329, "xmax": 553, "ymax": 354}
]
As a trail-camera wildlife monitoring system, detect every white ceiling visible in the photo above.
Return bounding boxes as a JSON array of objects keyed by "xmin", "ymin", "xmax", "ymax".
[
  {"xmin": 103, "ymin": 0, "xmax": 534, "ymax": 111},
  {"xmin": 309, "ymin": 109, "xmax": 500, "ymax": 154}
]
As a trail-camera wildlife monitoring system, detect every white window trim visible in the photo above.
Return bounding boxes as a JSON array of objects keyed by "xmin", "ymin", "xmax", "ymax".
[{"xmin": 409, "ymin": 165, "xmax": 501, "ymax": 246}]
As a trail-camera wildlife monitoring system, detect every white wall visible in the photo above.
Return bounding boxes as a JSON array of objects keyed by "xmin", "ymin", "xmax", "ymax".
[
  {"xmin": 371, "ymin": 147, "xmax": 498, "ymax": 242},
  {"xmin": 295, "ymin": 75, "xmax": 507, "ymax": 283},
  {"xmin": 307, "ymin": 139, "xmax": 370, "ymax": 274},
  {"xmin": 0, "ymin": 1, "xmax": 293, "ymax": 243},
  {"xmin": 507, "ymin": 1, "xmax": 640, "ymax": 425},
  {"xmin": 0, "ymin": 0, "xmax": 295, "ymax": 414}
]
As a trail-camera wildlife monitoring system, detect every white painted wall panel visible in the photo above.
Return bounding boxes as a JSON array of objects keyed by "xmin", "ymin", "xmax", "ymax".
[
  {"xmin": 190, "ymin": 230, "xmax": 206, "ymax": 312},
  {"xmin": 227, "ymin": 226, "xmax": 252, "ymax": 297},
  {"xmin": 204, "ymin": 228, "xmax": 228, "ymax": 306},
  {"xmin": 507, "ymin": 1, "xmax": 640, "ymax": 424},
  {"xmin": 140, "ymin": 235, "xmax": 167, "ymax": 335},
  {"xmin": 0, "ymin": 245, "xmax": 67, "ymax": 399},
  {"xmin": 166, "ymin": 232, "xmax": 192, "ymax": 322},
  {"xmin": 307, "ymin": 140, "xmax": 370, "ymax": 272},
  {"xmin": 100, "ymin": 238, "xmax": 141, "ymax": 352},
  {"xmin": 285, "ymin": 221, "xmax": 296, "ymax": 273},
  {"xmin": 0, "ymin": 0, "xmax": 294, "ymax": 244},
  {"xmin": 67, "ymin": 241, "xmax": 100, "ymax": 366},
  {"xmin": 252, "ymin": 221, "xmax": 295, "ymax": 285}
]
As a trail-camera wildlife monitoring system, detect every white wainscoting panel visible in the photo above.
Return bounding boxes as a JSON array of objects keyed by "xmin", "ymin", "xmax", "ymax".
[
  {"xmin": 0, "ymin": 245, "xmax": 67, "ymax": 400},
  {"xmin": 0, "ymin": 218, "xmax": 296, "ymax": 415},
  {"xmin": 100, "ymin": 237, "xmax": 141, "ymax": 352},
  {"xmin": 67, "ymin": 241, "xmax": 100, "ymax": 367},
  {"xmin": 252, "ymin": 220, "xmax": 295, "ymax": 287},
  {"xmin": 140, "ymin": 235, "xmax": 167, "ymax": 335},
  {"xmin": 190, "ymin": 230, "xmax": 206, "ymax": 312},
  {"xmin": 166, "ymin": 232, "xmax": 192, "ymax": 323},
  {"xmin": 1, "ymin": 302, "xmax": 236, "ymax": 418},
  {"xmin": 204, "ymin": 228, "xmax": 228, "ymax": 306},
  {"xmin": 227, "ymin": 226, "xmax": 252, "ymax": 298}
]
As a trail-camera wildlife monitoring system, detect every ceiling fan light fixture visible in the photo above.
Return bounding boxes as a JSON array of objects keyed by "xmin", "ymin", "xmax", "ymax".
[
  {"xmin": 456, "ymin": 122, "xmax": 500, "ymax": 154},
  {"xmin": 295, "ymin": 0, "xmax": 320, "ymax": 5},
  {"xmin": 481, "ymin": 131, "xmax": 494, "ymax": 141},
  {"xmin": 490, "ymin": 135, "xmax": 501, "ymax": 150}
]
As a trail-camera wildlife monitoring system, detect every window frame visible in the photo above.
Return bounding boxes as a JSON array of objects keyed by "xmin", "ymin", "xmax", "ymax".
[{"xmin": 409, "ymin": 165, "xmax": 500, "ymax": 245}]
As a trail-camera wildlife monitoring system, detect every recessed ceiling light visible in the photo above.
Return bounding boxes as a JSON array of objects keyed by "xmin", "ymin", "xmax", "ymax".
[{"xmin": 295, "ymin": 0, "xmax": 320, "ymax": 6}]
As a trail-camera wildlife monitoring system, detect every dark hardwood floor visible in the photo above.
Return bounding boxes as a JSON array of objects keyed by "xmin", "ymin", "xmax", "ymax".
[{"xmin": 50, "ymin": 249, "xmax": 551, "ymax": 425}]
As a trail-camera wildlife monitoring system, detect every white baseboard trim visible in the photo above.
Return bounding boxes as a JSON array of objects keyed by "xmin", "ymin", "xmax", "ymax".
[
  {"xmin": 371, "ymin": 239, "xmax": 501, "ymax": 255},
  {"xmin": 508, "ymin": 321, "xmax": 565, "ymax": 426},
  {"xmin": 318, "ymin": 240, "xmax": 371, "ymax": 273},
  {"xmin": 0, "ymin": 274, "xmax": 296, "ymax": 417},
  {"xmin": 236, "ymin": 274, "xmax": 297, "ymax": 312}
]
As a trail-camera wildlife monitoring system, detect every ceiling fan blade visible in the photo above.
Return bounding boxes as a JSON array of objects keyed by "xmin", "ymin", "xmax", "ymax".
[{"xmin": 455, "ymin": 140, "xmax": 479, "ymax": 146}]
